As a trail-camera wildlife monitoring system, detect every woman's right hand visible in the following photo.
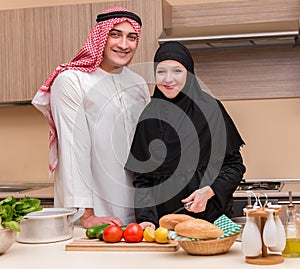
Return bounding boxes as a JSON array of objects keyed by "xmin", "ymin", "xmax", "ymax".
[
  {"xmin": 80, "ymin": 208, "xmax": 123, "ymax": 228},
  {"xmin": 181, "ymin": 186, "xmax": 215, "ymax": 213}
]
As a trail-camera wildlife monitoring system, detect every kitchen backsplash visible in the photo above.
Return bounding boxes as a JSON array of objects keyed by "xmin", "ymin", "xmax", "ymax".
[{"xmin": 0, "ymin": 105, "xmax": 50, "ymax": 182}]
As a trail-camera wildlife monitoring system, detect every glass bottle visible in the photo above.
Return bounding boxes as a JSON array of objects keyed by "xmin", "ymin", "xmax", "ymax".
[
  {"xmin": 282, "ymin": 203, "xmax": 300, "ymax": 257},
  {"xmin": 241, "ymin": 209, "xmax": 262, "ymax": 257}
]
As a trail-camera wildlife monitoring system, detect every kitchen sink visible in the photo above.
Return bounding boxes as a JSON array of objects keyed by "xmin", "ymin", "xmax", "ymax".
[
  {"xmin": 0, "ymin": 182, "xmax": 53, "ymax": 193},
  {"xmin": 0, "ymin": 186, "xmax": 33, "ymax": 193}
]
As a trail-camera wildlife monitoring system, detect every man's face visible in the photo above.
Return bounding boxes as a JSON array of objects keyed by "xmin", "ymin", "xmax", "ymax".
[{"xmin": 100, "ymin": 21, "xmax": 138, "ymax": 73}]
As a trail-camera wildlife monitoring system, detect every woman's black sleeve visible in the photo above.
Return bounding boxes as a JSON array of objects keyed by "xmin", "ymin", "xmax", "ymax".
[
  {"xmin": 133, "ymin": 173, "xmax": 159, "ymax": 227},
  {"xmin": 210, "ymin": 150, "xmax": 246, "ymax": 210}
]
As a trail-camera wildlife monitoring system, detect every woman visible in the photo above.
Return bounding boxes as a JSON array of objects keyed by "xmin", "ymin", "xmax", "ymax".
[{"xmin": 125, "ymin": 41, "xmax": 246, "ymax": 229}]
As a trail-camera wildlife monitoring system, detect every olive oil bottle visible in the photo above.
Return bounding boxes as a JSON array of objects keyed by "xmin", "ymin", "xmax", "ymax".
[
  {"xmin": 283, "ymin": 238, "xmax": 300, "ymax": 257},
  {"xmin": 282, "ymin": 192, "xmax": 300, "ymax": 258}
]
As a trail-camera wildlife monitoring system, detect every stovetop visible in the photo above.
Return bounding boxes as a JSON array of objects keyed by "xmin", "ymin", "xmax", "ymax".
[
  {"xmin": 235, "ymin": 181, "xmax": 282, "ymax": 192},
  {"xmin": 234, "ymin": 179, "xmax": 300, "ymax": 199}
]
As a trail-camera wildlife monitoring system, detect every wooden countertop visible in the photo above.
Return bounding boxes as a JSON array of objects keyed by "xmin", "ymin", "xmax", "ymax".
[{"xmin": 1, "ymin": 226, "xmax": 299, "ymax": 269}]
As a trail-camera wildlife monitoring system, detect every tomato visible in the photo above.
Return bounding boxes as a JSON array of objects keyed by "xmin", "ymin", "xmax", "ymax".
[
  {"xmin": 102, "ymin": 225, "xmax": 123, "ymax": 243},
  {"xmin": 123, "ymin": 223, "xmax": 144, "ymax": 243}
]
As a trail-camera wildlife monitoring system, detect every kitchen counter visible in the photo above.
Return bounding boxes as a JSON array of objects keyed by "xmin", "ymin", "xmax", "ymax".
[{"xmin": 1, "ymin": 226, "xmax": 299, "ymax": 269}]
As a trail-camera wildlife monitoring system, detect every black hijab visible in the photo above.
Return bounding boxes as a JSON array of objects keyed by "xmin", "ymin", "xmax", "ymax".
[{"xmin": 126, "ymin": 41, "xmax": 244, "ymax": 203}]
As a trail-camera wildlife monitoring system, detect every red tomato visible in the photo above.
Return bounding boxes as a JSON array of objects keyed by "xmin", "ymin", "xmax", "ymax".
[
  {"xmin": 123, "ymin": 223, "xmax": 144, "ymax": 243},
  {"xmin": 102, "ymin": 225, "xmax": 123, "ymax": 243}
]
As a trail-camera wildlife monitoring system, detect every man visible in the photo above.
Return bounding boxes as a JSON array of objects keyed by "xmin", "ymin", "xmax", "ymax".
[{"xmin": 32, "ymin": 7, "xmax": 150, "ymax": 228}]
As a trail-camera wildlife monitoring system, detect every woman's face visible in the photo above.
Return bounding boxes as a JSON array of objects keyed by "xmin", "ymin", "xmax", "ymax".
[{"xmin": 155, "ymin": 60, "xmax": 187, "ymax": 99}]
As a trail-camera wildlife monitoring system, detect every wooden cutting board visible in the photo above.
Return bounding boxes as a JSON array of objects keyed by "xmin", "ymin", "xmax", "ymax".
[{"xmin": 65, "ymin": 238, "xmax": 179, "ymax": 252}]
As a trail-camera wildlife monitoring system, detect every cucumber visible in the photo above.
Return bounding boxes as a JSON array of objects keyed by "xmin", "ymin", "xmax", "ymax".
[
  {"xmin": 96, "ymin": 228, "xmax": 106, "ymax": 241},
  {"xmin": 85, "ymin": 224, "xmax": 110, "ymax": 239},
  {"xmin": 120, "ymin": 225, "xmax": 127, "ymax": 231}
]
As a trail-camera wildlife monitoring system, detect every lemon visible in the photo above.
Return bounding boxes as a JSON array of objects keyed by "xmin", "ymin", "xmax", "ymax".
[
  {"xmin": 143, "ymin": 227, "xmax": 155, "ymax": 242},
  {"xmin": 154, "ymin": 227, "xmax": 169, "ymax": 244}
]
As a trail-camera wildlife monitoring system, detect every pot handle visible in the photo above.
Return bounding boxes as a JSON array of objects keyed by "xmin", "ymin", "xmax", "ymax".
[{"xmin": 67, "ymin": 208, "xmax": 85, "ymax": 223}]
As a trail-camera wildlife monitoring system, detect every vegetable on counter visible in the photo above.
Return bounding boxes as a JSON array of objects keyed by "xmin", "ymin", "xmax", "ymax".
[
  {"xmin": 120, "ymin": 225, "xmax": 127, "ymax": 231},
  {"xmin": 123, "ymin": 223, "xmax": 144, "ymax": 243},
  {"xmin": 0, "ymin": 196, "xmax": 42, "ymax": 232},
  {"xmin": 85, "ymin": 224, "xmax": 110, "ymax": 239},
  {"xmin": 102, "ymin": 225, "xmax": 123, "ymax": 243},
  {"xmin": 86, "ymin": 224, "xmax": 128, "ymax": 240},
  {"xmin": 86, "ymin": 223, "xmax": 146, "ymax": 243}
]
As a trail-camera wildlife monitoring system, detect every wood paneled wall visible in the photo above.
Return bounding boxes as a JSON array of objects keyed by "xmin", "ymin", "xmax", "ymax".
[
  {"xmin": 0, "ymin": 4, "xmax": 91, "ymax": 102},
  {"xmin": 192, "ymin": 46, "xmax": 300, "ymax": 100},
  {"xmin": 168, "ymin": 0, "xmax": 300, "ymax": 28},
  {"xmin": 0, "ymin": 0, "xmax": 162, "ymax": 102},
  {"xmin": 0, "ymin": 9, "xmax": 26, "ymax": 101},
  {"xmin": 162, "ymin": 0, "xmax": 300, "ymax": 100}
]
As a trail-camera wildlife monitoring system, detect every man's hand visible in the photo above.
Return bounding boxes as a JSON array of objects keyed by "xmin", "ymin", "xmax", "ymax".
[{"xmin": 80, "ymin": 208, "xmax": 123, "ymax": 228}]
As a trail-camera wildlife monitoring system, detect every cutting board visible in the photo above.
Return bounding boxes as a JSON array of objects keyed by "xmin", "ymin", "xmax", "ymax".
[{"xmin": 65, "ymin": 238, "xmax": 179, "ymax": 252}]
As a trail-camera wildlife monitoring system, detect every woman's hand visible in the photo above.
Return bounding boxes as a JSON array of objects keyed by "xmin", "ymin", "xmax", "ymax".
[
  {"xmin": 80, "ymin": 208, "xmax": 123, "ymax": 228},
  {"xmin": 139, "ymin": 221, "xmax": 156, "ymax": 230},
  {"xmin": 181, "ymin": 186, "xmax": 215, "ymax": 213}
]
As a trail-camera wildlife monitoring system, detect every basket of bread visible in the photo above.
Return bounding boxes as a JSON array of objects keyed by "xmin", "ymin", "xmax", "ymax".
[{"xmin": 160, "ymin": 214, "xmax": 241, "ymax": 255}]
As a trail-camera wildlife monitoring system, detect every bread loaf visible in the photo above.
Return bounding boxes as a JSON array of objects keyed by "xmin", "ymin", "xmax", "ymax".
[
  {"xmin": 174, "ymin": 219, "xmax": 223, "ymax": 239},
  {"xmin": 159, "ymin": 214, "xmax": 195, "ymax": 230}
]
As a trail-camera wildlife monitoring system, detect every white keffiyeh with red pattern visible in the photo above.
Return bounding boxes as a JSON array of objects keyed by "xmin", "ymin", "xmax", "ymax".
[{"xmin": 32, "ymin": 7, "xmax": 142, "ymax": 177}]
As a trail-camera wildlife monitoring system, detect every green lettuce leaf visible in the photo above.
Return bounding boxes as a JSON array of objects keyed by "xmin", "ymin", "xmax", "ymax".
[{"xmin": 0, "ymin": 196, "xmax": 42, "ymax": 232}]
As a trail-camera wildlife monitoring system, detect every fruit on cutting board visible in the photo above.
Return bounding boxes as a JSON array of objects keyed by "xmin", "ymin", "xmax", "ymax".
[
  {"xmin": 143, "ymin": 226, "xmax": 169, "ymax": 244},
  {"xmin": 102, "ymin": 225, "xmax": 123, "ymax": 243},
  {"xmin": 85, "ymin": 222, "xmax": 171, "ymax": 244},
  {"xmin": 143, "ymin": 227, "xmax": 155, "ymax": 242},
  {"xmin": 155, "ymin": 227, "xmax": 169, "ymax": 243},
  {"xmin": 123, "ymin": 223, "xmax": 144, "ymax": 243}
]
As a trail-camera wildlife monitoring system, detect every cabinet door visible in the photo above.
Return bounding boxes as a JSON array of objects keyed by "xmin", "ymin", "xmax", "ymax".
[
  {"xmin": 0, "ymin": 9, "xmax": 26, "ymax": 102},
  {"xmin": 0, "ymin": 4, "xmax": 92, "ymax": 102}
]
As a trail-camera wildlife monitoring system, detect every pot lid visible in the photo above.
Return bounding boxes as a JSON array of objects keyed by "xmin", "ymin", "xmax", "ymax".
[{"xmin": 24, "ymin": 208, "xmax": 77, "ymax": 219}]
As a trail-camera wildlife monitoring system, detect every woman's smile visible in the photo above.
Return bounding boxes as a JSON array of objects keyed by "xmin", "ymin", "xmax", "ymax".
[{"xmin": 164, "ymin": 84, "xmax": 177, "ymax": 90}]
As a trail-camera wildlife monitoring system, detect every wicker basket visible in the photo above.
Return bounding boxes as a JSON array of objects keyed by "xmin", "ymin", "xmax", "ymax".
[{"xmin": 179, "ymin": 233, "xmax": 239, "ymax": 255}]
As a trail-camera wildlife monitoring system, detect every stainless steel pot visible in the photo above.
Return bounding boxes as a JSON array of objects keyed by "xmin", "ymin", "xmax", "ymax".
[{"xmin": 16, "ymin": 208, "xmax": 84, "ymax": 243}]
